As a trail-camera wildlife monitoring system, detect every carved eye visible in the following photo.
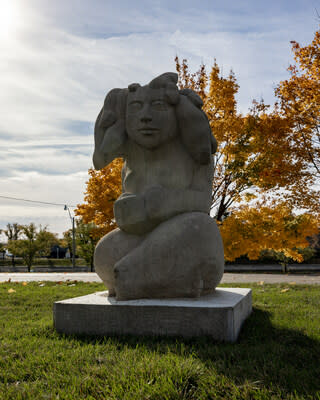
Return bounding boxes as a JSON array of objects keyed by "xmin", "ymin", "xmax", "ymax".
[
  {"xmin": 128, "ymin": 101, "xmax": 143, "ymax": 112},
  {"xmin": 151, "ymin": 100, "xmax": 167, "ymax": 110}
]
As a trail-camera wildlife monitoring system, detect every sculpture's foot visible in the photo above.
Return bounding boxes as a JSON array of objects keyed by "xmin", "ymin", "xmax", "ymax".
[
  {"xmin": 107, "ymin": 288, "xmax": 116, "ymax": 297},
  {"xmin": 114, "ymin": 257, "xmax": 202, "ymax": 300}
]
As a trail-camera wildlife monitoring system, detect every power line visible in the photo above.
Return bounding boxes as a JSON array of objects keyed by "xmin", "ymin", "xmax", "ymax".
[{"xmin": 0, "ymin": 195, "xmax": 76, "ymax": 208}]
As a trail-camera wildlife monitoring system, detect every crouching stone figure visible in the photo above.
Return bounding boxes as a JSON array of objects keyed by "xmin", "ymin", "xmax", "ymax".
[{"xmin": 93, "ymin": 72, "xmax": 224, "ymax": 300}]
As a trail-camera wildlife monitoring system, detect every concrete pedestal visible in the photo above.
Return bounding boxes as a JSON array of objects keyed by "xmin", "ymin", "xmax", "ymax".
[{"xmin": 53, "ymin": 288, "xmax": 252, "ymax": 342}]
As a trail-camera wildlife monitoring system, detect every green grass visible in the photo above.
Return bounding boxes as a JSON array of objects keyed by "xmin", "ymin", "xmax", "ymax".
[{"xmin": 0, "ymin": 282, "xmax": 319, "ymax": 400}]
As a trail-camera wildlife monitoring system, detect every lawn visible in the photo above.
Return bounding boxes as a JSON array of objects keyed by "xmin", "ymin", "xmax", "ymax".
[{"xmin": 0, "ymin": 281, "xmax": 319, "ymax": 400}]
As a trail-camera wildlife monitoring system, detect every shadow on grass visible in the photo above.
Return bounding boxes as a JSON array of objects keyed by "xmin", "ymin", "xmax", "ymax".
[{"xmin": 61, "ymin": 306, "xmax": 320, "ymax": 397}]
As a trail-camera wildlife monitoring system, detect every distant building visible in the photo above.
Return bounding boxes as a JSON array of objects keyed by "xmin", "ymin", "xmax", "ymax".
[
  {"xmin": 50, "ymin": 245, "xmax": 68, "ymax": 259},
  {"xmin": 308, "ymin": 232, "xmax": 320, "ymax": 257}
]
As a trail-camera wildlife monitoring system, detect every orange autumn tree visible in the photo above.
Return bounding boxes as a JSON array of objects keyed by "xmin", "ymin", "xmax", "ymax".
[
  {"xmin": 175, "ymin": 57, "xmax": 310, "ymax": 220},
  {"xmin": 275, "ymin": 28, "xmax": 320, "ymax": 214},
  {"xmin": 176, "ymin": 56, "xmax": 319, "ymax": 261},
  {"xmin": 220, "ymin": 200, "xmax": 318, "ymax": 262},
  {"xmin": 75, "ymin": 158, "xmax": 123, "ymax": 238}
]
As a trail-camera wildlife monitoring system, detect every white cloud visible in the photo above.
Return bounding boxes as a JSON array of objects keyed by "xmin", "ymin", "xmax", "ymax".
[{"xmin": 0, "ymin": 170, "xmax": 88, "ymax": 235}]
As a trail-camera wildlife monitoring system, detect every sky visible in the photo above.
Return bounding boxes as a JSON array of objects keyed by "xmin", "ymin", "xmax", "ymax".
[{"xmin": 0, "ymin": 0, "xmax": 319, "ymax": 238}]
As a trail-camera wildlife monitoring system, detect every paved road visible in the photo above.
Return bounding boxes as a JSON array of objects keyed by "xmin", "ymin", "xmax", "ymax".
[{"xmin": 1, "ymin": 272, "xmax": 320, "ymax": 284}]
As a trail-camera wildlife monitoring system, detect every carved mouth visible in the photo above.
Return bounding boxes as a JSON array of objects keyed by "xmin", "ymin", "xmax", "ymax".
[{"xmin": 138, "ymin": 128, "xmax": 159, "ymax": 136}]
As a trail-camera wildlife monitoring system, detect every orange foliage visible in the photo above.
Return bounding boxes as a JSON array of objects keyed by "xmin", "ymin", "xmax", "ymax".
[
  {"xmin": 75, "ymin": 158, "xmax": 123, "ymax": 238},
  {"xmin": 275, "ymin": 29, "xmax": 320, "ymax": 213},
  {"xmin": 220, "ymin": 201, "xmax": 319, "ymax": 262},
  {"xmin": 175, "ymin": 57, "xmax": 313, "ymax": 221},
  {"xmin": 176, "ymin": 36, "xmax": 320, "ymax": 261}
]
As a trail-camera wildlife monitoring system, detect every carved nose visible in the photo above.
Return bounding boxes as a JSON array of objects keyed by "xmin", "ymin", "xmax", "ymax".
[
  {"xmin": 140, "ymin": 105, "xmax": 152, "ymax": 123},
  {"xmin": 141, "ymin": 115, "xmax": 152, "ymax": 123}
]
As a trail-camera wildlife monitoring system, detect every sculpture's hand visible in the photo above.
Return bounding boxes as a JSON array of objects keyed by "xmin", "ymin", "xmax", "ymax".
[
  {"xmin": 145, "ymin": 186, "xmax": 166, "ymax": 220},
  {"xmin": 114, "ymin": 193, "xmax": 156, "ymax": 235}
]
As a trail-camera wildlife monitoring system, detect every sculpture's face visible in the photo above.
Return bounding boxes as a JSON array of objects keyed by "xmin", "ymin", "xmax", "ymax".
[{"xmin": 126, "ymin": 86, "xmax": 178, "ymax": 149}]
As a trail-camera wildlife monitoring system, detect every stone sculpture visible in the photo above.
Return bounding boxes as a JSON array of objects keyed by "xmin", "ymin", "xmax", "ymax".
[{"xmin": 93, "ymin": 72, "xmax": 224, "ymax": 300}]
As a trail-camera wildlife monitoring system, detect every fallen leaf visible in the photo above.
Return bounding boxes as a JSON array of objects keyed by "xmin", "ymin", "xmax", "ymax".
[
  {"xmin": 258, "ymin": 281, "xmax": 264, "ymax": 285},
  {"xmin": 22, "ymin": 282, "xmax": 28, "ymax": 286},
  {"xmin": 281, "ymin": 288, "xmax": 289, "ymax": 293},
  {"xmin": 8, "ymin": 288, "xmax": 16, "ymax": 293}
]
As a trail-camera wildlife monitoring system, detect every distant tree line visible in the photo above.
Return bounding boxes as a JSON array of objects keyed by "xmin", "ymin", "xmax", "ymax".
[{"xmin": 0, "ymin": 220, "xmax": 98, "ymax": 272}]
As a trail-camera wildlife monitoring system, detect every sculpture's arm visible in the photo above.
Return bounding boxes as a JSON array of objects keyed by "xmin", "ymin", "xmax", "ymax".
[
  {"xmin": 93, "ymin": 88, "xmax": 128, "ymax": 170},
  {"xmin": 145, "ymin": 186, "xmax": 211, "ymax": 221},
  {"xmin": 113, "ymin": 186, "xmax": 211, "ymax": 236},
  {"xmin": 176, "ymin": 91, "xmax": 217, "ymax": 165},
  {"xmin": 93, "ymin": 108, "xmax": 127, "ymax": 169}
]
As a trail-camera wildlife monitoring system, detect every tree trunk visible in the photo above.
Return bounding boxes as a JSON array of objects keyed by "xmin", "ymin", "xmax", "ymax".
[{"xmin": 216, "ymin": 201, "xmax": 227, "ymax": 222}]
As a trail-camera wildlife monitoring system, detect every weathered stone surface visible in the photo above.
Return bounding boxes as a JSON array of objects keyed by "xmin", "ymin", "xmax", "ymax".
[
  {"xmin": 54, "ymin": 288, "xmax": 252, "ymax": 342},
  {"xmin": 93, "ymin": 72, "xmax": 224, "ymax": 300}
]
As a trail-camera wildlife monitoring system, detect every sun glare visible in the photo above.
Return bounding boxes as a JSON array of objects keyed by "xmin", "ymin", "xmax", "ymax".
[{"xmin": 0, "ymin": 0, "xmax": 18, "ymax": 39}]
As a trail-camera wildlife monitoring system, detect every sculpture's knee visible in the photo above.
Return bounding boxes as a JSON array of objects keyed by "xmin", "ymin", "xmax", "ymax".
[
  {"xmin": 181, "ymin": 213, "xmax": 224, "ymax": 293},
  {"xmin": 151, "ymin": 212, "xmax": 224, "ymax": 294},
  {"xmin": 112, "ymin": 212, "xmax": 224, "ymax": 299},
  {"xmin": 94, "ymin": 231, "xmax": 117, "ymax": 295},
  {"xmin": 94, "ymin": 228, "xmax": 143, "ymax": 295}
]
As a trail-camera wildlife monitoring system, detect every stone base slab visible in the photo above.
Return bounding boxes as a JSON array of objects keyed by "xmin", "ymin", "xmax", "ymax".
[{"xmin": 53, "ymin": 288, "xmax": 252, "ymax": 342}]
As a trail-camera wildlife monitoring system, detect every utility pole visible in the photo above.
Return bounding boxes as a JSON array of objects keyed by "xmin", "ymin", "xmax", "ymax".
[
  {"xmin": 71, "ymin": 215, "xmax": 76, "ymax": 269},
  {"xmin": 64, "ymin": 205, "xmax": 76, "ymax": 269}
]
